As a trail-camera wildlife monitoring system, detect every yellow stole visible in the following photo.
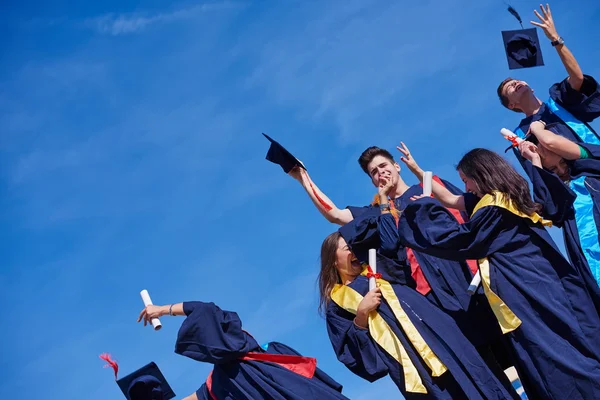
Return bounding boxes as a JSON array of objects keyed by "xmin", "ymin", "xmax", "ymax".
[
  {"xmin": 471, "ymin": 192, "xmax": 552, "ymax": 334},
  {"xmin": 330, "ymin": 269, "xmax": 447, "ymax": 394}
]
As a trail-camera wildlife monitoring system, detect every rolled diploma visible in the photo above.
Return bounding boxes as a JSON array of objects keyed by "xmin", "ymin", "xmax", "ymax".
[
  {"xmin": 500, "ymin": 128, "xmax": 523, "ymax": 144},
  {"xmin": 467, "ymin": 273, "xmax": 482, "ymax": 295},
  {"xmin": 368, "ymin": 249, "xmax": 377, "ymax": 291},
  {"xmin": 140, "ymin": 289, "xmax": 162, "ymax": 331},
  {"xmin": 422, "ymin": 171, "xmax": 433, "ymax": 197}
]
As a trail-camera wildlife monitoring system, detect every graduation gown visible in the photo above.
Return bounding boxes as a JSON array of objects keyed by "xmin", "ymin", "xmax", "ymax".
[
  {"xmin": 396, "ymin": 196, "xmax": 600, "ymax": 400},
  {"xmin": 524, "ymin": 158, "xmax": 600, "ymax": 315},
  {"xmin": 339, "ymin": 198, "xmax": 512, "ymax": 352},
  {"xmin": 174, "ymin": 301, "xmax": 348, "ymax": 400},
  {"xmin": 513, "ymin": 74, "xmax": 600, "ymax": 146},
  {"xmin": 347, "ymin": 181, "xmax": 477, "ymax": 316},
  {"xmin": 326, "ymin": 251, "xmax": 520, "ymax": 400}
]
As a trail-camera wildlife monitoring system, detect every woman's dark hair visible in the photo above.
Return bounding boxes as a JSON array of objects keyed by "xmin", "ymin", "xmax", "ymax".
[
  {"xmin": 318, "ymin": 232, "xmax": 343, "ymax": 316},
  {"xmin": 457, "ymin": 148, "xmax": 541, "ymax": 216}
]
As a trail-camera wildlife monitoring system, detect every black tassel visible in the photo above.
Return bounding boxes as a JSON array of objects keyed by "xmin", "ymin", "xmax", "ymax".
[{"xmin": 507, "ymin": 6, "xmax": 524, "ymax": 28}]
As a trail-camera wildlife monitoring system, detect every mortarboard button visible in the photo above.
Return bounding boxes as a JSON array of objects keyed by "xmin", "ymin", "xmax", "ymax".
[
  {"xmin": 263, "ymin": 133, "xmax": 306, "ymax": 173},
  {"xmin": 116, "ymin": 362, "xmax": 175, "ymax": 400},
  {"xmin": 501, "ymin": 28, "xmax": 545, "ymax": 70}
]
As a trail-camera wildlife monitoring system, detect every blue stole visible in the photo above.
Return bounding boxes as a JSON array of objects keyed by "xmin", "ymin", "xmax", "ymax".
[{"xmin": 515, "ymin": 98, "xmax": 600, "ymax": 284}]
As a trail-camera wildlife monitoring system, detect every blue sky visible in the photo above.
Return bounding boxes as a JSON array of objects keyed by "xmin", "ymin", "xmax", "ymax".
[{"xmin": 2, "ymin": 0, "xmax": 599, "ymax": 398}]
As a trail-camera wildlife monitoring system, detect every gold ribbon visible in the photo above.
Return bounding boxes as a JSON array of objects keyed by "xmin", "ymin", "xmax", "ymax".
[
  {"xmin": 471, "ymin": 192, "xmax": 552, "ymax": 334},
  {"xmin": 331, "ymin": 270, "xmax": 447, "ymax": 394}
]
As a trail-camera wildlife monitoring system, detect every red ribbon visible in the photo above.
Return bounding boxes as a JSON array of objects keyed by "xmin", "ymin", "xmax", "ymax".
[
  {"xmin": 366, "ymin": 265, "xmax": 381, "ymax": 280},
  {"xmin": 205, "ymin": 351, "xmax": 317, "ymax": 399}
]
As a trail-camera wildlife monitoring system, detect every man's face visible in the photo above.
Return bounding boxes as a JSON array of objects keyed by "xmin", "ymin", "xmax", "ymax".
[
  {"xmin": 502, "ymin": 79, "xmax": 533, "ymax": 110},
  {"xmin": 366, "ymin": 155, "xmax": 400, "ymax": 188}
]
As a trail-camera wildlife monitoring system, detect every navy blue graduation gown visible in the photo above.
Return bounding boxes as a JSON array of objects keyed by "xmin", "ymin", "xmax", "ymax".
[
  {"xmin": 396, "ymin": 197, "xmax": 600, "ymax": 400},
  {"xmin": 326, "ymin": 252, "xmax": 520, "ymax": 400},
  {"xmin": 524, "ymin": 160, "xmax": 600, "ymax": 315},
  {"xmin": 345, "ymin": 182, "xmax": 504, "ymax": 350},
  {"xmin": 174, "ymin": 301, "xmax": 348, "ymax": 400},
  {"xmin": 347, "ymin": 182, "xmax": 476, "ymax": 314}
]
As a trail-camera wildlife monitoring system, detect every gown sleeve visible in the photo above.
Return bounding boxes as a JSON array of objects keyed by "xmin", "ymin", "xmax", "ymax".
[
  {"xmin": 397, "ymin": 197, "xmax": 507, "ymax": 261},
  {"xmin": 175, "ymin": 301, "xmax": 258, "ymax": 364},
  {"xmin": 326, "ymin": 304, "xmax": 389, "ymax": 382},
  {"xmin": 549, "ymin": 74, "xmax": 600, "ymax": 122},
  {"xmin": 527, "ymin": 164, "xmax": 576, "ymax": 226}
]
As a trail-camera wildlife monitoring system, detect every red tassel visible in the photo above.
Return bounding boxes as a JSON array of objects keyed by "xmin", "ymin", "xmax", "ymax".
[{"xmin": 99, "ymin": 353, "xmax": 119, "ymax": 380}]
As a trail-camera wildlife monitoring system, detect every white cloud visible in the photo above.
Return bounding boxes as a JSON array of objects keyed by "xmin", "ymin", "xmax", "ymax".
[{"xmin": 86, "ymin": 2, "xmax": 242, "ymax": 35}]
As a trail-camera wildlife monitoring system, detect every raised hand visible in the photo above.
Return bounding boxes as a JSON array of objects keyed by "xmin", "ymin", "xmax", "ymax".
[
  {"xmin": 531, "ymin": 3, "xmax": 559, "ymax": 41},
  {"xmin": 396, "ymin": 142, "xmax": 422, "ymax": 176}
]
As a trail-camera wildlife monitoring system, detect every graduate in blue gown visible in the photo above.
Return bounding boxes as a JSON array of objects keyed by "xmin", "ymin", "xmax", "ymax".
[
  {"xmin": 320, "ymin": 231, "xmax": 520, "ymax": 400},
  {"xmin": 516, "ymin": 130, "xmax": 600, "ymax": 312},
  {"xmin": 138, "ymin": 301, "xmax": 349, "ymax": 400},
  {"xmin": 387, "ymin": 148, "xmax": 600, "ymax": 400},
  {"xmin": 496, "ymin": 4, "xmax": 600, "ymax": 149}
]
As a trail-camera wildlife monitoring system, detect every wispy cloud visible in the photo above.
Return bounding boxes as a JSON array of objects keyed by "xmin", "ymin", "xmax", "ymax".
[{"xmin": 86, "ymin": 2, "xmax": 242, "ymax": 35}]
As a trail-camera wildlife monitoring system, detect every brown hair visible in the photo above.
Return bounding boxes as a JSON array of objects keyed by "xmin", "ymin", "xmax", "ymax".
[
  {"xmin": 497, "ymin": 77, "xmax": 523, "ymax": 113},
  {"xmin": 358, "ymin": 146, "xmax": 396, "ymax": 175},
  {"xmin": 457, "ymin": 148, "xmax": 541, "ymax": 216},
  {"xmin": 318, "ymin": 232, "xmax": 343, "ymax": 315}
]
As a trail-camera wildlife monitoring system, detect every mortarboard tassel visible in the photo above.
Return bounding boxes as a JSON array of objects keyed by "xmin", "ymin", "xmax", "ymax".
[
  {"xmin": 507, "ymin": 5, "xmax": 524, "ymax": 28},
  {"xmin": 99, "ymin": 353, "xmax": 119, "ymax": 380}
]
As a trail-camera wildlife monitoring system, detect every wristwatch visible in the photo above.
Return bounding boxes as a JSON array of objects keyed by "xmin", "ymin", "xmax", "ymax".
[
  {"xmin": 551, "ymin": 37, "xmax": 564, "ymax": 47},
  {"xmin": 379, "ymin": 203, "xmax": 390, "ymax": 212}
]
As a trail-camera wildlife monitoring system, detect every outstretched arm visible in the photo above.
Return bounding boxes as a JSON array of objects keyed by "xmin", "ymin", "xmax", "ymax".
[
  {"xmin": 532, "ymin": 3, "xmax": 584, "ymax": 91},
  {"xmin": 289, "ymin": 166, "xmax": 353, "ymax": 225},
  {"xmin": 137, "ymin": 303, "xmax": 185, "ymax": 326},
  {"xmin": 396, "ymin": 142, "xmax": 465, "ymax": 210}
]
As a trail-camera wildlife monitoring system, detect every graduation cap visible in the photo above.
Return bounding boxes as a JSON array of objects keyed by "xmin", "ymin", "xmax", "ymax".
[
  {"xmin": 501, "ymin": 6, "xmax": 544, "ymax": 70},
  {"xmin": 100, "ymin": 354, "xmax": 175, "ymax": 400},
  {"xmin": 117, "ymin": 362, "xmax": 175, "ymax": 400},
  {"xmin": 502, "ymin": 28, "xmax": 545, "ymax": 70},
  {"xmin": 262, "ymin": 133, "xmax": 306, "ymax": 173}
]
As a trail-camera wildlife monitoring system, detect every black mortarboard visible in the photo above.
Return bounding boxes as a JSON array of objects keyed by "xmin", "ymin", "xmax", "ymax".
[
  {"xmin": 263, "ymin": 133, "xmax": 306, "ymax": 173},
  {"xmin": 502, "ymin": 28, "xmax": 544, "ymax": 70},
  {"xmin": 116, "ymin": 362, "xmax": 175, "ymax": 400}
]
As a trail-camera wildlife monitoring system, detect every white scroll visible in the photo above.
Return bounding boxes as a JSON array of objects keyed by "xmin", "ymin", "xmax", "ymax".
[
  {"xmin": 422, "ymin": 171, "xmax": 433, "ymax": 197},
  {"xmin": 140, "ymin": 289, "xmax": 162, "ymax": 331},
  {"xmin": 368, "ymin": 249, "xmax": 377, "ymax": 291}
]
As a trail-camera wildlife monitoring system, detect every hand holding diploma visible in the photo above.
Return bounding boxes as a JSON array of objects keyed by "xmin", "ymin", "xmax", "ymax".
[{"xmin": 139, "ymin": 289, "xmax": 162, "ymax": 330}]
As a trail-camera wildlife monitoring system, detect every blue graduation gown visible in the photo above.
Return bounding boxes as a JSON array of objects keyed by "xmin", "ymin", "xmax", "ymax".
[
  {"xmin": 514, "ymin": 75, "xmax": 600, "ymax": 145},
  {"xmin": 396, "ymin": 197, "xmax": 600, "ymax": 400},
  {"xmin": 326, "ymin": 252, "xmax": 520, "ymax": 400},
  {"xmin": 345, "ymin": 182, "xmax": 504, "ymax": 351},
  {"xmin": 174, "ymin": 301, "xmax": 348, "ymax": 400},
  {"xmin": 524, "ymin": 160, "xmax": 600, "ymax": 315}
]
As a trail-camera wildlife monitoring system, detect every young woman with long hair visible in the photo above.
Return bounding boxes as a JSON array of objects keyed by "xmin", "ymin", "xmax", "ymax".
[
  {"xmin": 388, "ymin": 147, "xmax": 600, "ymax": 400},
  {"xmin": 319, "ymin": 230, "xmax": 520, "ymax": 400}
]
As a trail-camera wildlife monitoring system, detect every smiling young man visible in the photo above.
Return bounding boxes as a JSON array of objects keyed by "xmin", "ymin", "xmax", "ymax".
[
  {"xmin": 497, "ymin": 4, "xmax": 600, "ymax": 148},
  {"xmin": 288, "ymin": 145, "xmax": 515, "ymax": 377}
]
